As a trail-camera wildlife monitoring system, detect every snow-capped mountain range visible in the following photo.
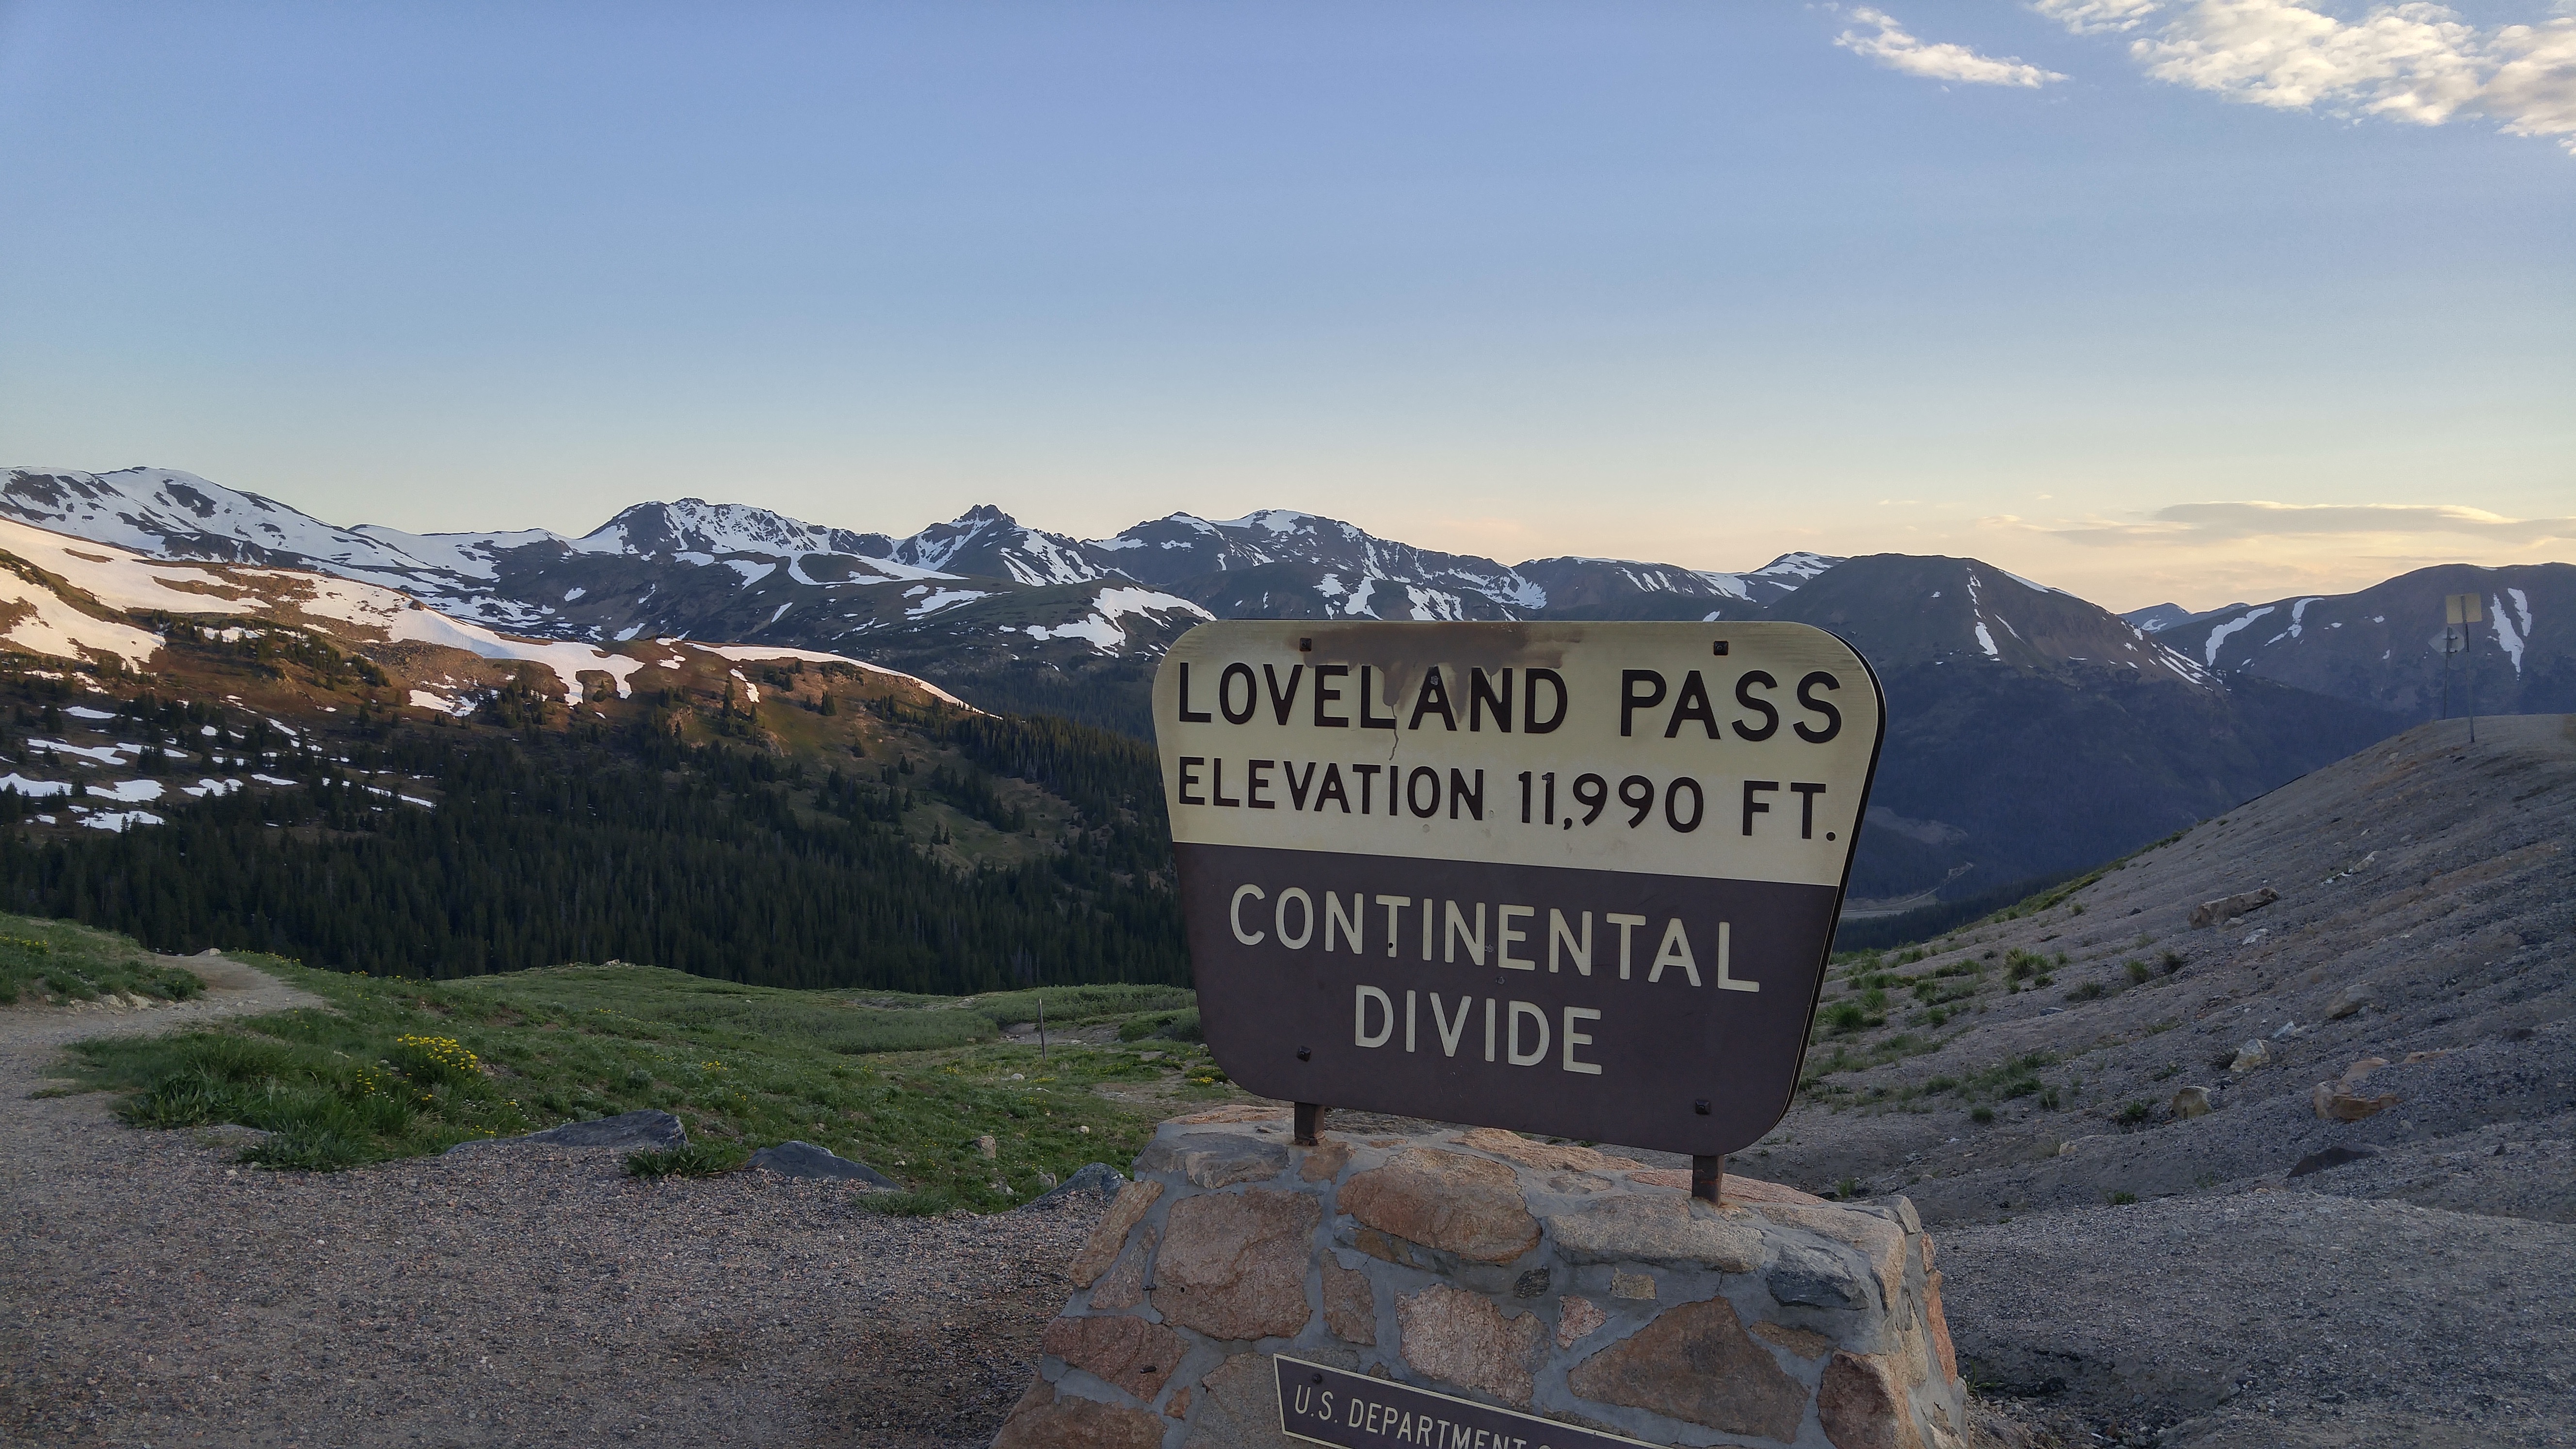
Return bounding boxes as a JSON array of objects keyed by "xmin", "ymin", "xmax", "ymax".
[
  {"xmin": 5, "ymin": 464, "xmax": 2566, "ymax": 905},
  {"xmin": 6, "ymin": 467, "xmax": 2562, "ymax": 728},
  {"xmin": 0, "ymin": 466, "xmax": 1841, "ymax": 643}
]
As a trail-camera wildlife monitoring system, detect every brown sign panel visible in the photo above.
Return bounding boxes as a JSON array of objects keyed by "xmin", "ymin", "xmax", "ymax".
[
  {"xmin": 1154, "ymin": 622, "xmax": 1884, "ymax": 1159},
  {"xmin": 1276, "ymin": 1356, "xmax": 1656, "ymax": 1449}
]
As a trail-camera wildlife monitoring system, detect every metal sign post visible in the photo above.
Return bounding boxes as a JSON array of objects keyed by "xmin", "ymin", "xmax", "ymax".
[
  {"xmin": 2446, "ymin": 593, "xmax": 2483, "ymax": 743},
  {"xmin": 1153, "ymin": 622, "xmax": 1884, "ymax": 1194}
]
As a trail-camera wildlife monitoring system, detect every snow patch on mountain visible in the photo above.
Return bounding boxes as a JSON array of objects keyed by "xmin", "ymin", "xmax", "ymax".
[
  {"xmin": 0, "ymin": 571, "xmax": 165, "ymax": 668},
  {"xmin": 904, "ymin": 588, "xmax": 990, "ymax": 617},
  {"xmin": 2490, "ymin": 593, "xmax": 2527, "ymax": 674},
  {"xmin": 1021, "ymin": 588, "xmax": 1210, "ymax": 654},
  {"xmin": 684, "ymin": 642, "xmax": 971, "ymax": 704},
  {"xmin": 2200, "ymin": 607, "xmax": 2274, "ymax": 666}
]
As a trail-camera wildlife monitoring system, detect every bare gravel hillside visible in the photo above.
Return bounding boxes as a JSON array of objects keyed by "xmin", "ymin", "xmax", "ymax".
[{"xmin": 1744, "ymin": 713, "xmax": 2576, "ymax": 1447}]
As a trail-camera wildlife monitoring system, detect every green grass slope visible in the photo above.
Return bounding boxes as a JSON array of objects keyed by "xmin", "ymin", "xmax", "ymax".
[
  {"xmin": 0, "ymin": 914, "xmax": 205, "ymax": 1006},
  {"xmin": 52, "ymin": 931, "xmax": 1232, "ymax": 1211}
]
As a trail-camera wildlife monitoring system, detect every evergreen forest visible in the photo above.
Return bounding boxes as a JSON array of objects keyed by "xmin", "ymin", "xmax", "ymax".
[{"xmin": 0, "ymin": 669, "xmax": 1187, "ymax": 992}]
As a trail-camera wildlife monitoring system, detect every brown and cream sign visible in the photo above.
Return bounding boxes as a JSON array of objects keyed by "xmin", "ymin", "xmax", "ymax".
[{"xmin": 1153, "ymin": 621, "xmax": 1884, "ymax": 1157}]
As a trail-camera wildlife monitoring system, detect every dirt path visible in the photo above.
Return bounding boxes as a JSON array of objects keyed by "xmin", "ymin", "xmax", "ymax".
[
  {"xmin": 0, "ymin": 952, "xmax": 328, "ymax": 1077},
  {"xmin": 0, "ymin": 957, "xmax": 1099, "ymax": 1449}
]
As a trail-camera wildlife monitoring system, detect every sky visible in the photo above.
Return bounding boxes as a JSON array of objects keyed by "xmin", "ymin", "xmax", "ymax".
[{"xmin": 1, "ymin": 1, "xmax": 2568, "ymax": 612}]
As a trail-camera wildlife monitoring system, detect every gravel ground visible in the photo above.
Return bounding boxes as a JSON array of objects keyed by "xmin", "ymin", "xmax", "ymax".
[
  {"xmin": 0, "ymin": 960, "xmax": 1101, "ymax": 1449},
  {"xmin": 1938, "ymin": 1192, "xmax": 2576, "ymax": 1449}
]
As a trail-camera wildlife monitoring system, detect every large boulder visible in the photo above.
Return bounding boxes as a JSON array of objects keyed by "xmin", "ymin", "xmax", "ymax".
[
  {"xmin": 746, "ymin": 1140, "xmax": 899, "ymax": 1187},
  {"xmin": 1023, "ymin": 1162, "xmax": 1127, "ymax": 1210}
]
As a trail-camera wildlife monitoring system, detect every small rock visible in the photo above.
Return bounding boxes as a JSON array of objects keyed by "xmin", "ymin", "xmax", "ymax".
[
  {"xmin": 2288, "ymin": 1144, "xmax": 2379, "ymax": 1178},
  {"xmin": 2170, "ymin": 1086, "xmax": 2213, "ymax": 1119},
  {"xmin": 1765, "ymin": 1238, "xmax": 1874, "ymax": 1310},
  {"xmin": 745, "ymin": 1140, "xmax": 899, "ymax": 1188},
  {"xmin": 1154, "ymin": 1188, "xmax": 1320, "ymax": 1340},
  {"xmin": 2324, "ymin": 981, "xmax": 2377, "ymax": 1019},
  {"xmin": 1751, "ymin": 1204, "xmax": 1909, "ymax": 1306},
  {"xmin": 1087, "ymin": 1227, "xmax": 1154, "ymax": 1311},
  {"xmin": 1566, "ymin": 1295, "xmax": 1806, "ymax": 1440},
  {"xmin": 1817, "ymin": 1350, "xmax": 1926, "ymax": 1449},
  {"xmin": 1452, "ymin": 1127, "xmax": 1642, "ymax": 1175},
  {"xmin": 1609, "ymin": 1270, "xmax": 1656, "ymax": 1300},
  {"xmin": 1068, "ymin": 1180, "xmax": 1163, "ymax": 1287},
  {"xmin": 1322, "ymin": 1259, "xmax": 1377, "ymax": 1345},
  {"xmin": 1554, "ymin": 1295, "xmax": 1607, "ymax": 1349},
  {"xmin": 2190, "ymin": 886, "xmax": 2277, "ymax": 929},
  {"xmin": 1134, "ymin": 1131, "xmax": 1289, "ymax": 1190},
  {"xmin": 987, "ymin": 1384, "xmax": 1166, "ymax": 1449},
  {"xmin": 1544, "ymin": 1194, "xmax": 1762, "ymax": 1271},
  {"xmin": 2309, "ymin": 1085, "xmax": 2399, "ymax": 1122},
  {"xmin": 1342, "ymin": 1148, "xmax": 1541, "ymax": 1264},
  {"xmin": 1024, "ymin": 1162, "xmax": 1126, "ymax": 1210},
  {"xmin": 1748, "ymin": 1320, "xmax": 1835, "ymax": 1360},
  {"xmin": 1039, "ymin": 1313, "xmax": 1184, "ymax": 1401},
  {"xmin": 2228, "ymin": 1040, "xmax": 2270, "ymax": 1074},
  {"xmin": 1397, "ymin": 1285, "xmax": 1544, "ymax": 1406},
  {"xmin": 1297, "ymin": 1137, "xmax": 1353, "ymax": 1182}
]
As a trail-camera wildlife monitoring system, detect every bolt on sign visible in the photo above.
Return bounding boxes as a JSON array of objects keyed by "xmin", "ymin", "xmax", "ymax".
[{"xmin": 1153, "ymin": 622, "xmax": 1884, "ymax": 1158}]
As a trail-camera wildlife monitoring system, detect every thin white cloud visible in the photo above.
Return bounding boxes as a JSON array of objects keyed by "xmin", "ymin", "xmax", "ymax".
[
  {"xmin": 2486, "ymin": 17, "xmax": 2576, "ymax": 142},
  {"xmin": 2040, "ymin": 0, "xmax": 2576, "ymax": 151},
  {"xmin": 2017, "ymin": 499, "xmax": 2576, "ymax": 547},
  {"xmin": 2034, "ymin": 0, "xmax": 2168, "ymax": 34},
  {"xmin": 1836, "ymin": 7, "xmax": 2070, "ymax": 87}
]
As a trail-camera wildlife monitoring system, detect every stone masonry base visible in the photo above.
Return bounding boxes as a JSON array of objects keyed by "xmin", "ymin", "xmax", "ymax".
[{"xmin": 993, "ymin": 1105, "xmax": 1965, "ymax": 1449}]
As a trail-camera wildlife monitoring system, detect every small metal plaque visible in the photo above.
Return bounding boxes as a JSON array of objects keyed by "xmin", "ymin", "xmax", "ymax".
[
  {"xmin": 1275, "ymin": 1357, "xmax": 1659, "ymax": 1449},
  {"xmin": 1155, "ymin": 621, "xmax": 1884, "ymax": 1158}
]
